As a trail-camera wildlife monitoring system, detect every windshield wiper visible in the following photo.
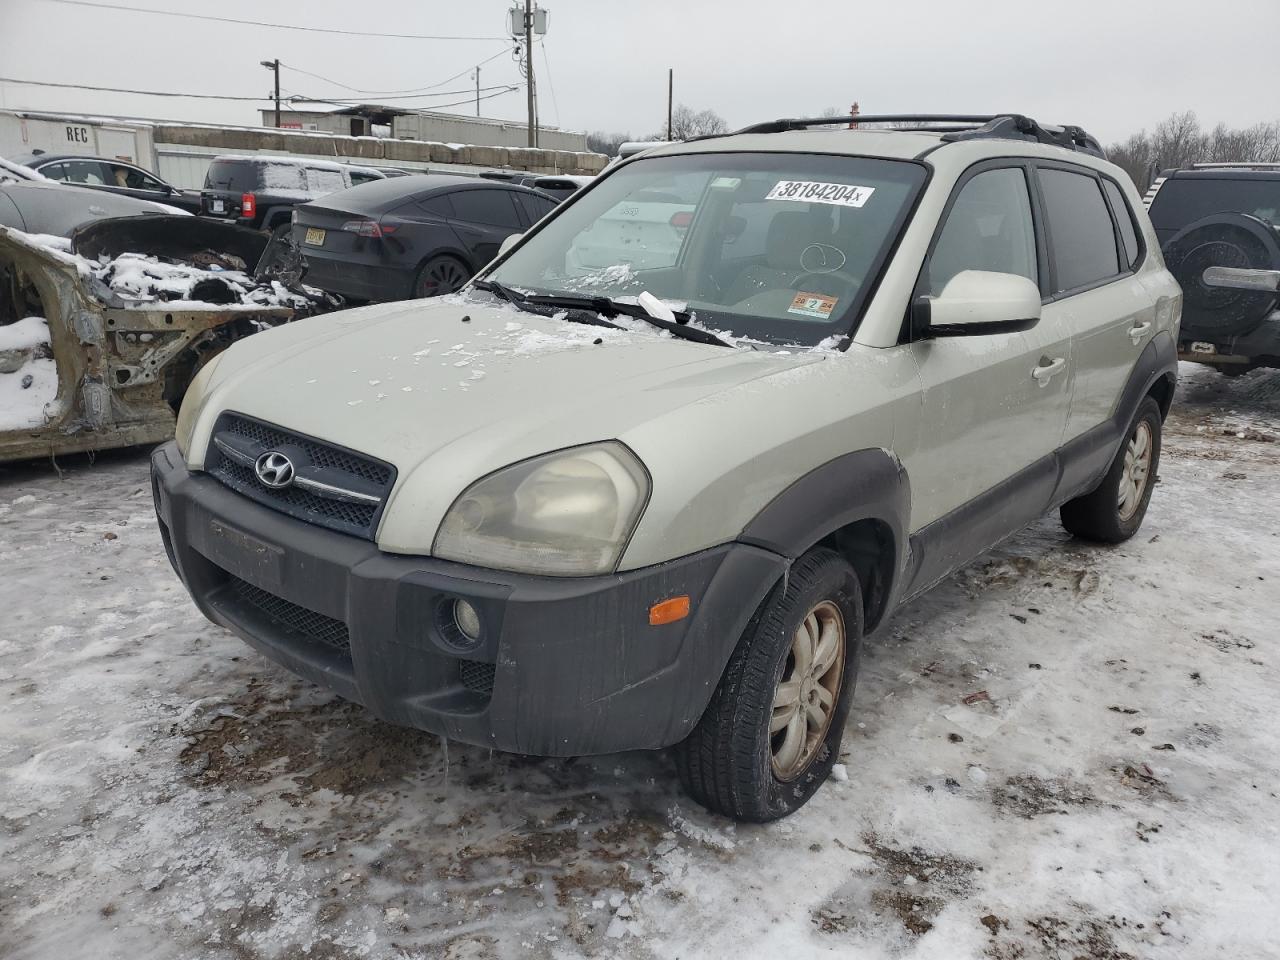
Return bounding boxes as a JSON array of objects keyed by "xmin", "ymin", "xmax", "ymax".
[
  {"xmin": 472, "ymin": 279, "xmax": 622, "ymax": 330},
  {"xmin": 474, "ymin": 280, "xmax": 733, "ymax": 347}
]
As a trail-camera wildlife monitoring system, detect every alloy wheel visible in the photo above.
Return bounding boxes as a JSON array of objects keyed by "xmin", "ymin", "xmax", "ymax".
[
  {"xmin": 770, "ymin": 600, "xmax": 845, "ymax": 780},
  {"xmin": 1118, "ymin": 420, "xmax": 1153, "ymax": 521}
]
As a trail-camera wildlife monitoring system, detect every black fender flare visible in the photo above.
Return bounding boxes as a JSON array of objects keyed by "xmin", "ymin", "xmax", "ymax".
[{"xmin": 737, "ymin": 447, "xmax": 911, "ymax": 631}]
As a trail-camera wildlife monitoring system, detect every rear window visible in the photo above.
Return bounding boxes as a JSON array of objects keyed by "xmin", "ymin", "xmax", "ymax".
[
  {"xmin": 1148, "ymin": 178, "xmax": 1280, "ymax": 234},
  {"xmin": 204, "ymin": 160, "xmax": 263, "ymax": 192},
  {"xmin": 1038, "ymin": 168, "xmax": 1121, "ymax": 292}
]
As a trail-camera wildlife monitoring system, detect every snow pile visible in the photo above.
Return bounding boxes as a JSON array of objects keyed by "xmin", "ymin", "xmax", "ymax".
[
  {"xmin": 95, "ymin": 251, "xmax": 315, "ymax": 310},
  {"xmin": 0, "ymin": 316, "xmax": 57, "ymax": 430}
]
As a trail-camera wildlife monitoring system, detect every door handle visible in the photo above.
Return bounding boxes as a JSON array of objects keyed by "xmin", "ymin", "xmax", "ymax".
[
  {"xmin": 1128, "ymin": 321, "xmax": 1152, "ymax": 344},
  {"xmin": 1031, "ymin": 356, "xmax": 1067, "ymax": 387}
]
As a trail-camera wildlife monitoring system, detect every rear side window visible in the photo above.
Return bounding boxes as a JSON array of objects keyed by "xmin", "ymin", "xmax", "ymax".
[
  {"xmin": 449, "ymin": 189, "xmax": 523, "ymax": 228},
  {"xmin": 514, "ymin": 191, "xmax": 557, "ymax": 223},
  {"xmin": 928, "ymin": 167, "xmax": 1038, "ymax": 296},
  {"xmin": 1038, "ymin": 168, "xmax": 1120, "ymax": 292},
  {"xmin": 1102, "ymin": 179, "xmax": 1140, "ymax": 269},
  {"xmin": 305, "ymin": 168, "xmax": 346, "ymax": 196}
]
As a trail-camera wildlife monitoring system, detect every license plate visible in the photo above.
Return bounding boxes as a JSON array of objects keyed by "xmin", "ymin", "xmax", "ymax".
[
  {"xmin": 305, "ymin": 227, "xmax": 326, "ymax": 246},
  {"xmin": 210, "ymin": 199, "xmax": 225, "ymax": 214}
]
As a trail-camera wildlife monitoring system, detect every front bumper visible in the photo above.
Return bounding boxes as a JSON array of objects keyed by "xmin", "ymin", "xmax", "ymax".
[{"xmin": 151, "ymin": 442, "xmax": 786, "ymax": 756}]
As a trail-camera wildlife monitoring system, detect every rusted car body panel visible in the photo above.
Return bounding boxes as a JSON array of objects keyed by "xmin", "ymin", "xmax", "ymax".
[{"xmin": 0, "ymin": 226, "xmax": 290, "ymax": 463}]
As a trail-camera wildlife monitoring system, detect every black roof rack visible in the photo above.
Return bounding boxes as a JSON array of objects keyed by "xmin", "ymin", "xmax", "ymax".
[{"xmin": 728, "ymin": 113, "xmax": 1106, "ymax": 158}]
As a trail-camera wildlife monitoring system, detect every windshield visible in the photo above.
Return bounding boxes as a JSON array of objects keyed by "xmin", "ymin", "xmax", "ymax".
[{"xmin": 485, "ymin": 151, "xmax": 926, "ymax": 346}]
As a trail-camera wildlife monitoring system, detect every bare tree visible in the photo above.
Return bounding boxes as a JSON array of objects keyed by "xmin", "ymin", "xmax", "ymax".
[
  {"xmin": 663, "ymin": 104, "xmax": 728, "ymax": 140},
  {"xmin": 1106, "ymin": 112, "xmax": 1280, "ymax": 191},
  {"xmin": 586, "ymin": 130, "xmax": 633, "ymax": 157}
]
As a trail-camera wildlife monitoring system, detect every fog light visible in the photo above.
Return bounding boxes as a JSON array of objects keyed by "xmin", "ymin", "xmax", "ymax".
[{"xmin": 453, "ymin": 599, "xmax": 482, "ymax": 642}]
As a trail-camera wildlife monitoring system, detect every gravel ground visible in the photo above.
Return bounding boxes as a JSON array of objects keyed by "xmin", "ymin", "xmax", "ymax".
[{"xmin": 1, "ymin": 363, "xmax": 1277, "ymax": 960}]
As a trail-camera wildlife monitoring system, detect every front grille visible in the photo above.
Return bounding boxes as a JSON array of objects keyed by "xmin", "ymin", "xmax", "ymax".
[
  {"xmin": 228, "ymin": 575, "xmax": 351, "ymax": 655},
  {"xmin": 458, "ymin": 659, "xmax": 496, "ymax": 696},
  {"xmin": 206, "ymin": 412, "xmax": 395, "ymax": 539}
]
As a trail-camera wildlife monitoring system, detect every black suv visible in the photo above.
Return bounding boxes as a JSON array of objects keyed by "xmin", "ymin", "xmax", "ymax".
[
  {"xmin": 201, "ymin": 156, "xmax": 384, "ymax": 238},
  {"xmin": 1146, "ymin": 164, "xmax": 1280, "ymax": 372}
]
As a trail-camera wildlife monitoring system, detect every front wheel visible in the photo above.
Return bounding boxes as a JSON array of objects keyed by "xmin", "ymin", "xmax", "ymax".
[
  {"xmin": 1060, "ymin": 396, "xmax": 1163, "ymax": 542},
  {"xmin": 675, "ymin": 548, "xmax": 862, "ymax": 822},
  {"xmin": 413, "ymin": 256, "xmax": 470, "ymax": 298}
]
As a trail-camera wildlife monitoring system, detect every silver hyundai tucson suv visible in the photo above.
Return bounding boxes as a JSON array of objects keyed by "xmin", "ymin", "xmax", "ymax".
[{"xmin": 152, "ymin": 113, "xmax": 1182, "ymax": 821}]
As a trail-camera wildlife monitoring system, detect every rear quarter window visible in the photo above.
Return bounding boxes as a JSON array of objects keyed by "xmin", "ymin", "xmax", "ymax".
[{"xmin": 1102, "ymin": 178, "xmax": 1141, "ymax": 269}]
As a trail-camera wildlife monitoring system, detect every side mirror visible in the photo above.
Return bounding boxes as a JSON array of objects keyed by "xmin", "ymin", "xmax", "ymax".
[
  {"xmin": 498, "ymin": 233, "xmax": 523, "ymax": 258},
  {"xmin": 913, "ymin": 270, "xmax": 1042, "ymax": 338}
]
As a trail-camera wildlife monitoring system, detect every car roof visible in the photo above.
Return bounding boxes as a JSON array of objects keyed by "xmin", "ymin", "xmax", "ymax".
[
  {"xmin": 642, "ymin": 129, "xmax": 948, "ymax": 162},
  {"xmin": 1164, "ymin": 167, "xmax": 1280, "ymax": 181},
  {"xmin": 20, "ymin": 154, "xmax": 148, "ymax": 167}
]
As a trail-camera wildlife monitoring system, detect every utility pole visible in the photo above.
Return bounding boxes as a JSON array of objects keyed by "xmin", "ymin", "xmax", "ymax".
[
  {"xmin": 260, "ymin": 59, "xmax": 280, "ymax": 127},
  {"xmin": 667, "ymin": 69, "xmax": 673, "ymax": 141},
  {"xmin": 524, "ymin": 0, "xmax": 536, "ymax": 147},
  {"xmin": 474, "ymin": 66, "xmax": 481, "ymax": 117}
]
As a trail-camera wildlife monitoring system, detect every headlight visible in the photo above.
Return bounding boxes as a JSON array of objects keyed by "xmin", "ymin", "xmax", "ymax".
[
  {"xmin": 433, "ymin": 442, "xmax": 650, "ymax": 576},
  {"xmin": 174, "ymin": 351, "xmax": 227, "ymax": 458}
]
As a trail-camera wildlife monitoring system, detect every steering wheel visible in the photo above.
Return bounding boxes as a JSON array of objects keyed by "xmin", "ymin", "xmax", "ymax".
[{"xmin": 790, "ymin": 270, "xmax": 860, "ymax": 291}]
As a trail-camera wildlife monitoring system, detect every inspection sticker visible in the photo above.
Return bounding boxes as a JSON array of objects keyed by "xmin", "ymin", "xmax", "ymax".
[
  {"xmin": 788, "ymin": 292, "xmax": 838, "ymax": 319},
  {"xmin": 766, "ymin": 180, "xmax": 875, "ymax": 207}
]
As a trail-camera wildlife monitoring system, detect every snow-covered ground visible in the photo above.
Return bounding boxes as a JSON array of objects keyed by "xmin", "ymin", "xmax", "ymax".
[{"xmin": 0, "ymin": 364, "xmax": 1276, "ymax": 960}]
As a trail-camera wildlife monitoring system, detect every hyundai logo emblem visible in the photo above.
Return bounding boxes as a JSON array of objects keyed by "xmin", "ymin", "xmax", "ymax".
[{"xmin": 254, "ymin": 451, "xmax": 295, "ymax": 489}]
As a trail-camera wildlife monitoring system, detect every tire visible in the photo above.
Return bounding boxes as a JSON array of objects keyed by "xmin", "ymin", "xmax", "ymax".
[
  {"xmin": 413, "ymin": 256, "xmax": 471, "ymax": 298},
  {"xmin": 1060, "ymin": 396, "xmax": 1162, "ymax": 543},
  {"xmin": 675, "ymin": 548, "xmax": 863, "ymax": 822}
]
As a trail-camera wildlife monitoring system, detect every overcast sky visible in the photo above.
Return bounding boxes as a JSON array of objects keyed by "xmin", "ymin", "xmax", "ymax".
[{"xmin": 1, "ymin": 0, "xmax": 1277, "ymax": 146}]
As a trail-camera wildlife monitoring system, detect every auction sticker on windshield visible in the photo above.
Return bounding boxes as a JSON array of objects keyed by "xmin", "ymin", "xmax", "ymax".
[
  {"xmin": 788, "ymin": 292, "xmax": 838, "ymax": 319},
  {"xmin": 766, "ymin": 181, "xmax": 875, "ymax": 207}
]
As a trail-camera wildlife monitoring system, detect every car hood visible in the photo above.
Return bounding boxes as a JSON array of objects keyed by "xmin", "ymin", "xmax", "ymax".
[{"xmin": 196, "ymin": 295, "xmax": 824, "ymax": 467}]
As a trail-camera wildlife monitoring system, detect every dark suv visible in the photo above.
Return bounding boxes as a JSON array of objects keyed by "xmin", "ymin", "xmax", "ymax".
[
  {"xmin": 1146, "ymin": 164, "xmax": 1280, "ymax": 372},
  {"xmin": 201, "ymin": 156, "xmax": 384, "ymax": 238}
]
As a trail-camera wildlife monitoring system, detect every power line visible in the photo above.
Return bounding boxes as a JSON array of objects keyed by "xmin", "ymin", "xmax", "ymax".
[
  {"xmin": 299, "ymin": 85, "xmax": 521, "ymax": 105},
  {"xmin": 0, "ymin": 75, "xmax": 520, "ymax": 108},
  {"xmin": 0, "ymin": 75, "xmax": 267, "ymax": 102},
  {"xmin": 538, "ymin": 39, "xmax": 560, "ymax": 128},
  {"xmin": 35, "ymin": 0, "xmax": 510, "ymax": 41},
  {"xmin": 278, "ymin": 47, "xmax": 514, "ymax": 97}
]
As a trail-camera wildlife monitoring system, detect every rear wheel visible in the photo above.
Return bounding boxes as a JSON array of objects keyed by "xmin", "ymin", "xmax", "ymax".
[
  {"xmin": 675, "ymin": 548, "xmax": 862, "ymax": 822},
  {"xmin": 1060, "ymin": 396, "xmax": 1162, "ymax": 543},
  {"xmin": 414, "ymin": 256, "xmax": 470, "ymax": 298}
]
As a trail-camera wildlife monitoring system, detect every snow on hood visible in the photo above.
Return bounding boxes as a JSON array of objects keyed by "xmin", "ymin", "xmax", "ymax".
[{"xmin": 197, "ymin": 294, "xmax": 827, "ymax": 474}]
